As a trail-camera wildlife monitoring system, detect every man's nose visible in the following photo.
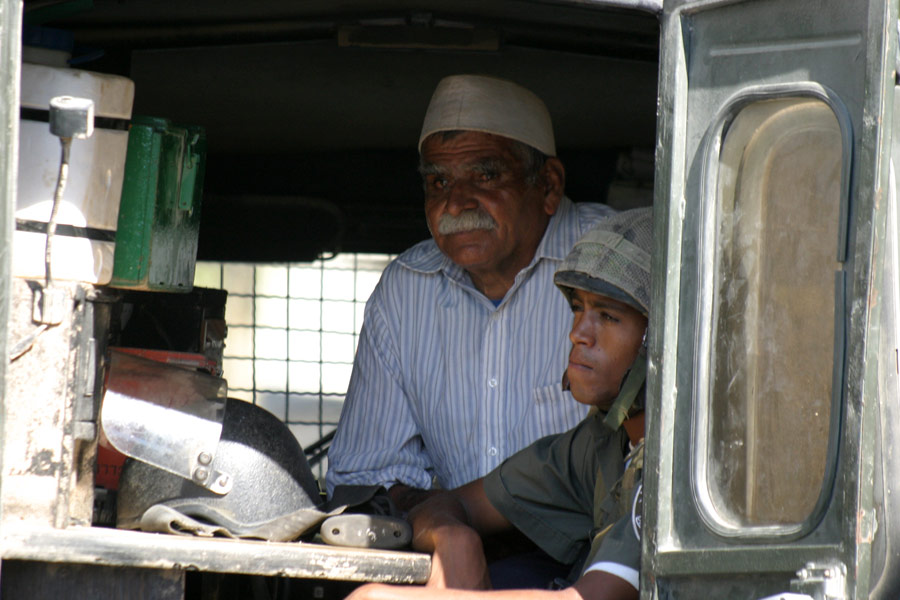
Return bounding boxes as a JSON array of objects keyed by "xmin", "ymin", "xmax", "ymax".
[
  {"xmin": 446, "ymin": 178, "xmax": 479, "ymax": 215},
  {"xmin": 569, "ymin": 315, "xmax": 594, "ymax": 346}
]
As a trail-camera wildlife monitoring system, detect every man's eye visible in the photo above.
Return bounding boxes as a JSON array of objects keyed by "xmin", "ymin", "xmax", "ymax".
[
  {"xmin": 569, "ymin": 302, "xmax": 583, "ymax": 313},
  {"xmin": 429, "ymin": 177, "xmax": 448, "ymax": 190},
  {"xmin": 479, "ymin": 170, "xmax": 498, "ymax": 181},
  {"xmin": 600, "ymin": 312, "xmax": 621, "ymax": 323}
]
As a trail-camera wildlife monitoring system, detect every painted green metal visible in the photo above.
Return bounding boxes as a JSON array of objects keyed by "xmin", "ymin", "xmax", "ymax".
[
  {"xmin": 644, "ymin": 0, "xmax": 897, "ymax": 597},
  {"xmin": 111, "ymin": 116, "xmax": 206, "ymax": 292},
  {"xmin": 866, "ymin": 85, "xmax": 900, "ymax": 600}
]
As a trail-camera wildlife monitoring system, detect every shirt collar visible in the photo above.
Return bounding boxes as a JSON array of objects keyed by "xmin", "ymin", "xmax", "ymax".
[{"xmin": 532, "ymin": 195, "xmax": 578, "ymax": 263}]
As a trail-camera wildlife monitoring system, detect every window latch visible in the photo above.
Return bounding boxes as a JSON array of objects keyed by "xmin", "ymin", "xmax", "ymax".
[
  {"xmin": 756, "ymin": 561, "xmax": 847, "ymax": 600},
  {"xmin": 791, "ymin": 561, "xmax": 847, "ymax": 600}
]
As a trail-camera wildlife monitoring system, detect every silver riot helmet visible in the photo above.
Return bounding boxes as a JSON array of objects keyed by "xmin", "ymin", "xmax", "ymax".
[{"xmin": 117, "ymin": 397, "xmax": 332, "ymax": 542}]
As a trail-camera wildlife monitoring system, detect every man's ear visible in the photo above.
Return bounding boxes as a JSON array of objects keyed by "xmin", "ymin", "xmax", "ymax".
[{"xmin": 541, "ymin": 157, "xmax": 565, "ymax": 215}]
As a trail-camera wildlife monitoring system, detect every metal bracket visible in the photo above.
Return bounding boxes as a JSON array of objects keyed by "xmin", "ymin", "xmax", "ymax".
[
  {"xmin": 790, "ymin": 561, "xmax": 847, "ymax": 600},
  {"xmin": 32, "ymin": 285, "xmax": 66, "ymax": 325},
  {"xmin": 190, "ymin": 451, "xmax": 233, "ymax": 494}
]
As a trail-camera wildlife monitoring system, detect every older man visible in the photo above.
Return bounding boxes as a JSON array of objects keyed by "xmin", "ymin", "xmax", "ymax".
[{"xmin": 326, "ymin": 75, "xmax": 613, "ymax": 509}]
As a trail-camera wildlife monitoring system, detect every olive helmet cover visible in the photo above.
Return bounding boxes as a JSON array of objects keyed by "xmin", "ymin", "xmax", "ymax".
[{"xmin": 554, "ymin": 207, "xmax": 652, "ymax": 317}]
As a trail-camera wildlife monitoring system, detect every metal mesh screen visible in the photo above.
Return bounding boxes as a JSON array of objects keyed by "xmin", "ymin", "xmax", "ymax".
[{"xmin": 194, "ymin": 254, "xmax": 393, "ymax": 480}]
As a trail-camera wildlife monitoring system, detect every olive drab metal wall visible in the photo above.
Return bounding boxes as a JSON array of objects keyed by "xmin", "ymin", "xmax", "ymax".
[{"xmin": 645, "ymin": 0, "xmax": 898, "ymax": 598}]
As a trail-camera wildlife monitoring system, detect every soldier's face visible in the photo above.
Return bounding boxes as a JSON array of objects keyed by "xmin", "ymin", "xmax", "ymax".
[{"xmin": 566, "ymin": 289, "xmax": 647, "ymax": 410}]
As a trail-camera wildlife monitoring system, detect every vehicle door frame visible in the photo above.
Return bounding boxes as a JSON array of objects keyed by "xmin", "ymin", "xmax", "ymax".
[{"xmin": 643, "ymin": 0, "xmax": 898, "ymax": 597}]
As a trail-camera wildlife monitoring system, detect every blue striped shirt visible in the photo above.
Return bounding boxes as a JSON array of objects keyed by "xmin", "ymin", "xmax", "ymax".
[{"xmin": 326, "ymin": 198, "xmax": 614, "ymax": 495}]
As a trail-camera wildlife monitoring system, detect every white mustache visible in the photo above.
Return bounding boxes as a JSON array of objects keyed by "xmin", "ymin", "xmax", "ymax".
[{"xmin": 437, "ymin": 209, "xmax": 497, "ymax": 235}]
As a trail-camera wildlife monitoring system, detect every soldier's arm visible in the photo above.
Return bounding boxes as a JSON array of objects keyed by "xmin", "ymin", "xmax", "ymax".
[
  {"xmin": 405, "ymin": 478, "xmax": 512, "ymax": 589},
  {"xmin": 349, "ymin": 479, "xmax": 639, "ymax": 600},
  {"xmin": 388, "ymin": 484, "xmax": 442, "ymax": 512},
  {"xmin": 347, "ymin": 570, "xmax": 637, "ymax": 600}
]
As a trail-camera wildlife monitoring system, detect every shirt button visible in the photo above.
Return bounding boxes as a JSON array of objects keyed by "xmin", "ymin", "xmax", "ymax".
[
  {"xmin": 488, "ymin": 377, "xmax": 498, "ymax": 388},
  {"xmin": 488, "ymin": 446, "xmax": 498, "ymax": 456}
]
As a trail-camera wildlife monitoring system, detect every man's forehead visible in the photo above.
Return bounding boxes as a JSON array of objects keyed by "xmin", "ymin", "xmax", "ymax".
[
  {"xmin": 420, "ymin": 132, "xmax": 520, "ymax": 166},
  {"xmin": 420, "ymin": 153, "xmax": 513, "ymax": 171}
]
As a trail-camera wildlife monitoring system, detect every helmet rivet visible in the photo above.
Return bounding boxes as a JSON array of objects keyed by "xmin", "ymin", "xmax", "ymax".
[
  {"xmin": 198, "ymin": 452, "xmax": 213, "ymax": 465},
  {"xmin": 193, "ymin": 467, "xmax": 209, "ymax": 482}
]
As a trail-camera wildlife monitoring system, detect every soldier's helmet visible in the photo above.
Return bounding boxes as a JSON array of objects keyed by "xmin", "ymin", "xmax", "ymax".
[{"xmin": 554, "ymin": 207, "xmax": 652, "ymax": 317}]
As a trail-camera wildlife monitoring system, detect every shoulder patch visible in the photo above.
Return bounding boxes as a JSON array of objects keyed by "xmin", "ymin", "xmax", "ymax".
[{"xmin": 632, "ymin": 482, "xmax": 643, "ymax": 539}]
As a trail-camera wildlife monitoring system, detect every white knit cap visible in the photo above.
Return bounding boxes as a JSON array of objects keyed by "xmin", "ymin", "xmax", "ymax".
[{"xmin": 418, "ymin": 75, "xmax": 556, "ymax": 156}]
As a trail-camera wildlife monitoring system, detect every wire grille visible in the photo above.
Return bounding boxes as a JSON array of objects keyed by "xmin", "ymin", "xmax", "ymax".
[{"xmin": 194, "ymin": 254, "xmax": 393, "ymax": 479}]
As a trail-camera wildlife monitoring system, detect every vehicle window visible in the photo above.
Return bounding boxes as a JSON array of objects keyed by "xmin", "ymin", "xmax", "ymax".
[{"xmin": 701, "ymin": 97, "xmax": 843, "ymax": 528}]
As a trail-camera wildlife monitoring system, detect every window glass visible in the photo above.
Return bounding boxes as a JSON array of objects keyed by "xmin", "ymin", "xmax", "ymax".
[{"xmin": 704, "ymin": 97, "xmax": 842, "ymax": 527}]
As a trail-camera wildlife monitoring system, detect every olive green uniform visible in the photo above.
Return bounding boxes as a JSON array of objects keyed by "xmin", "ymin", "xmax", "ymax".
[{"xmin": 483, "ymin": 411, "xmax": 642, "ymax": 588}]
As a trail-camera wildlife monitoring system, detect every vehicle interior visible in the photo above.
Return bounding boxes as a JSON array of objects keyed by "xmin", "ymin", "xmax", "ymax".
[
  {"xmin": 30, "ymin": 0, "xmax": 660, "ymax": 261},
  {"xmin": 8, "ymin": 3, "xmax": 661, "ymax": 597},
  {"xmin": 10, "ymin": 1, "xmax": 900, "ymax": 599}
]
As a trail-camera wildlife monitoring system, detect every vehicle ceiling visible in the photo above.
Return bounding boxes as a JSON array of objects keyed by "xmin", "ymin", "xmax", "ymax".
[{"xmin": 32, "ymin": 0, "xmax": 660, "ymax": 260}]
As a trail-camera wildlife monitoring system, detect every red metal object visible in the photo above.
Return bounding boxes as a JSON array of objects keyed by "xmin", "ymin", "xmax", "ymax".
[
  {"xmin": 96, "ymin": 444, "xmax": 127, "ymax": 490},
  {"xmin": 112, "ymin": 347, "xmax": 221, "ymax": 376}
]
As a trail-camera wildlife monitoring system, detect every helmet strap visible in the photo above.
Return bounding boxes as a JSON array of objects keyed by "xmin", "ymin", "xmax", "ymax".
[{"xmin": 602, "ymin": 349, "xmax": 647, "ymax": 432}]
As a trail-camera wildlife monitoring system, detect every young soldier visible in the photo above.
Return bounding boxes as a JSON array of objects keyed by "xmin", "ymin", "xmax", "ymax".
[{"xmin": 348, "ymin": 207, "xmax": 652, "ymax": 600}]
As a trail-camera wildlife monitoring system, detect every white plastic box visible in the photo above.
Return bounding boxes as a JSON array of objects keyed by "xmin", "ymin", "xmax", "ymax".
[{"xmin": 15, "ymin": 62, "xmax": 135, "ymax": 284}]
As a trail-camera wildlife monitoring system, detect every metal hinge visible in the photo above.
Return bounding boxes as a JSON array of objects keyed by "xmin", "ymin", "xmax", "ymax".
[
  {"xmin": 757, "ymin": 561, "xmax": 847, "ymax": 600},
  {"xmin": 790, "ymin": 561, "xmax": 847, "ymax": 600}
]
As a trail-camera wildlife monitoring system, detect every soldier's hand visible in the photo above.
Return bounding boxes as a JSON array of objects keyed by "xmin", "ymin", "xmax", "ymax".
[{"xmin": 345, "ymin": 583, "xmax": 405, "ymax": 600}]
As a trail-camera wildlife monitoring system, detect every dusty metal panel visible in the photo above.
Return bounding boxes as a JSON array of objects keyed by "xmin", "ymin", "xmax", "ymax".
[
  {"xmin": 1, "ymin": 525, "xmax": 432, "ymax": 584},
  {"xmin": 2, "ymin": 561, "xmax": 185, "ymax": 600},
  {"xmin": 0, "ymin": 0, "xmax": 22, "ymax": 535},
  {"xmin": 646, "ymin": 0, "xmax": 897, "ymax": 597},
  {"xmin": 3, "ymin": 280, "xmax": 98, "ymax": 529},
  {"xmin": 867, "ymin": 85, "xmax": 900, "ymax": 600}
]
